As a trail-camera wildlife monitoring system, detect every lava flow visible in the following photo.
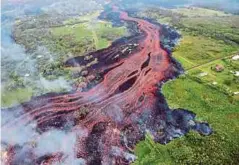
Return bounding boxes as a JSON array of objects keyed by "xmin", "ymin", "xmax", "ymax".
[{"xmin": 1, "ymin": 6, "xmax": 212, "ymax": 165}]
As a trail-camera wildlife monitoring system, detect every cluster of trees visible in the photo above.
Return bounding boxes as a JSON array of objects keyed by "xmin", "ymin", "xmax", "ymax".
[
  {"xmin": 142, "ymin": 8, "xmax": 183, "ymax": 25},
  {"xmin": 5, "ymin": 72, "xmax": 25, "ymax": 90},
  {"xmin": 133, "ymin": 8, "xmax": 239, "ymax": 165},
  {"xmin": 15, "ymin": 14, "xmax": 65, "ymax": 31},
  {"xmin": 13, "ymin": 28, "xmax": 51, "ymax": 53},
  {"xmin": 177, "ymin": 23, "xmax": 239, "ymax": 45},
  {"xmin": 100, "ymin": 32, "xmax": 122, "ymax": 41},
  {"xmin": 140, "ymin": 8, "xmax": 239, "ymax": 45},
  {"xmin": 54, "ymin": 35, "xmax": 95, "ymax": 55},
  {"xmin": 13, "ymin": 16, "xmax": 97, "ymax": 85}
]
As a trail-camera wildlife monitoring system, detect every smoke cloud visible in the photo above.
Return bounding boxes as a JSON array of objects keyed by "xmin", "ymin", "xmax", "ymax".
[
  {"xmin": 1, "ymin": 0, "xmax": 104, "ymax": 102},
  {"xmin": 1, "ymin": 106, "xmax": 87, "ymax": 164},
  {"xmin": 1, "ymin": 1, "xmax": 104, "ymax": 163}
]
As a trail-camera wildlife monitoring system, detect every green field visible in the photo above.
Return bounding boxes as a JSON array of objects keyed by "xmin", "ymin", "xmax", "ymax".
[
  {"xmin": 51, "ymin": 13, "xmax": 127, "ymax": 50},
  {"xmin": 173, "ymin": 34, "xmax": 238, "ymax": 93},
  {"xmin": 173, "ymin": 34, "xmax": 238, "ymax": 69},
  {"xmin": 134, "ymin": 6, "xmax": 239, "ymax": 165},
  {"xmin": 134, "ymin": 76, "xmax": 239, "ymax": 165},
  {"xmin": 51, "ymin": 23, "xmax": 111, "ymax": 50},
  {"xmin": 179, "ymin": 16, "xmax": 239, "ymax": 44},
  {"xmin": 171, "ymin": 7, "xmax": 230, "ymax": 17},
  {"xmin": 139, "ymin": 6, "xmax": 239, "ymax": 44},
  {"xmin": 189, "ymin": 58, "xmax": 239, "ymax": 92},
  {"xmin": 1, "ymin": 88, "xmax": 33, "ymax": 107},
  {"xmin": 2, "ymin": 11, "xmax": 128, "ymax": 107}
]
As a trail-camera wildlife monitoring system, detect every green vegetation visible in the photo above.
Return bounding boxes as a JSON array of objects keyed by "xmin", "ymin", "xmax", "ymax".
[
  {"xmin": 63, "ymin": 11, "xmax": 101, "ymax": 24},
  {"xmin": 179, "ymin": 16, "xmax": 239, "ymax": 45},
  {"xmin": 51, "ymin": 20, "xmax": 127, "ymax": 50},
  {"xmin": 1, "ymin": 88, "xmax": 33, "ymax": 107},
  {"xmin": 190, "ymin": 58, "xmax": 239, "ymax": 92},
  {"xmin": 173, "ymin": 34, "xmax": 238, "ymax": 69},
  {"xmin": 14, "ymin": 11, "xmax": 128, "ymax": 55},
  {"xmin": 137, "ymin": 5, "xmax": 239, "ymax": 94},
  {"xmin": 134, "ymin": 76, "xmax": 239, "ymax": 165},
  {"xmin": 134, "ymin": 6, "xmax": 239, "ymax": 165},
  {"xmin": 2, "ymin": 11, "xmax": 128, "ymax": 107},
  {"xmin": 139, "ymin": 7, "xmax": 239, "ymax": 44},
  {"xmin": 171, "ymin": 7, "xmax": 230, "ymax": 17}
]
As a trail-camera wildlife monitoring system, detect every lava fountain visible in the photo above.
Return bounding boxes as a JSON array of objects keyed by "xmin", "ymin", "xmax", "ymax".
[{"xmin": 1, "ymin": 6, "xmax": 212, "ymax": 165}]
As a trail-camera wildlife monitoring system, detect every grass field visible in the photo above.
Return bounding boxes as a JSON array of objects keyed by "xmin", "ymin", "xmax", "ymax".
[
  {"xmin": 189, "ymin": 58, "xmax": 239, "ymax": 92},
  {"xmin": 63, "ymin": 11, "xmax": 101, "ymax": 24},
  {"xmin": 51, "ymin": 13, "xmax": 128, "ymax": 50},
  {"xmin": 134, "ymin": 6, "xmax": 239, "ymax": 165},
  {"xmin": 180, "ymin": 16, "xmax": 239, "ymax": 44},
  {"xmin": 134, "ymin": 76, "xmax": 239, "ymax": 165},
  {"xmin": 171, "ymin": 7, "xmax": 230, "ymax": 17},
  {"xmin": 173, "ymin": 34, "xmax": 238, "ymax": 69},
  {"xmin": 1, "ymin": 88, "xmax": 33, "ymax": 107},
  {"xmin": 139, "ymin": 6, "xmax": 239, "ymax": 44},
  {"xmin": 2, "ymin": 11, "xmax": 128, "ymax": 107}
]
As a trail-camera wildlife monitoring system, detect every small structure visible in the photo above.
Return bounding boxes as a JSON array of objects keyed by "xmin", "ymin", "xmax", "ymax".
[
  {"xmin": 198, "ymin": 72, "xmax": 208, "ymax": 77},
  {"xmin": 213, "ymin": 64, "xmax": 224, "ymax": 72},
  {"xmin": 232, "ymin": 55, "xmax": 239, "ymax": 61}
]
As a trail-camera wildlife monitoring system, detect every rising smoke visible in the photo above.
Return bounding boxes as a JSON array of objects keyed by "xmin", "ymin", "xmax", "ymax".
[
  {"xmin": 1, "ymin": 105, "xmax": 88, "ymax": 164},
  {"xmin": 1, "ymin": 1, "xmax": 104, "ymax": 163},
  {"xmin": 1, "ymin": 0, "xmax": 106, "ymax": 101}
]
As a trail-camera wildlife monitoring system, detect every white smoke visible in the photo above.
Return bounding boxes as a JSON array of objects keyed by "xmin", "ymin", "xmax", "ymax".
[
  {"xmin": 1, "ymin": 121, "xmax": 38, "ymax": 146},
  {"xmin": 1, "ymin": 0, "xmax": 106, "ymax": 105},
  {"xmin": 1, "ymin": 106, "xmax": 87, "ymax": 164},
  {"xmin": 104, "ymin": 104, "xmax": 124, "ymax": 124},
  {"xmin": 52, "ymin": 158, "xmax": 86, "ymax": 165},
  {"xmin": 111, "ymin": 146, "xmax": 137, "ymax": 163},
  {"xmin": 38, "ymin": 76, "xmax": 72, "ymax": 92},
  {"xmin": 34, "ymin": 130, "xmax": 76, "ymax": 157},
  {"xmin": 1, "ymin": 43, "xmax": 73, "ymax": 94}
]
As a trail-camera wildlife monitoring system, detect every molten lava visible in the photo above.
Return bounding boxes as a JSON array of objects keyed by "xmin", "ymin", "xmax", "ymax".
[{"xmin": 1, "ymin": 6, "xmax": 212, "ymax": 165}]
